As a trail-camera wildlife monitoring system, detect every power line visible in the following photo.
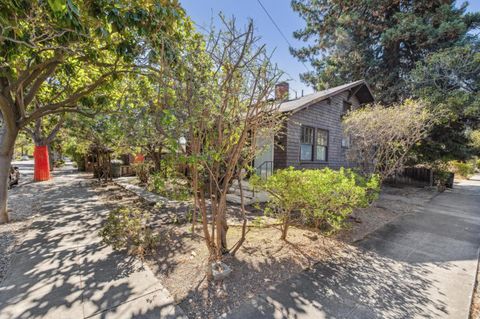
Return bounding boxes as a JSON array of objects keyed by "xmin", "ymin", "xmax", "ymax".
[{"xmin": 256, "ymin": 0, "xmax": 311, "ymax": 72}]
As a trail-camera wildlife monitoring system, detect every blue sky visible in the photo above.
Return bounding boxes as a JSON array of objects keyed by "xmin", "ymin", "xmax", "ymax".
[{"xmin": 180, "ymin": 0, "xmax": 480, "ymax": 98}]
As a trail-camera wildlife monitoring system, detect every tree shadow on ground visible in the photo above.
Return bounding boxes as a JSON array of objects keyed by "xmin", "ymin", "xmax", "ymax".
[
  {"xmin": 223, "ymin": 178, "xmax": 480, "ymax": 319},
  {"xmin": 0, "ymin": 170, "xmax": 183, "ymax": 319},
  {"xmin": 220, "ymin": 245, "xmax": 448, "ymax": 319}
]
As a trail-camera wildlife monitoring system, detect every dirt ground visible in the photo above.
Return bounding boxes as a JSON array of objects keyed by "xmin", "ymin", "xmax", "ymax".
[{"xmin": 98, "ymin": 181, "xmax": 437, "ymax": 319}]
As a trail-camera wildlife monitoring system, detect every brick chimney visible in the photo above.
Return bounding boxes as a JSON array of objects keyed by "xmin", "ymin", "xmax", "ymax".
[{"xmin": 275, "ymin": 82, "xmax": 289, "ymax": 101}]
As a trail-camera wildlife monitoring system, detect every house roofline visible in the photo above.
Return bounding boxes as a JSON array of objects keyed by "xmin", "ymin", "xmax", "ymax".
[{"xmin": 278, "ymin": 80, "xmax": 375, "ymax": 114}]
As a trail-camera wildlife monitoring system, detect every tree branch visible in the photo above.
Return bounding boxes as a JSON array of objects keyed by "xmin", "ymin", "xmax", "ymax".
[
  {"xmin": 23, "ymin": 60, "xmax": 60, "ymax": 108},
  {"xmin": 45, "ymin": 116, "xmax": 65, "ymax": 144},
  {"xmin": 20, "ymin": 71, "xmax": 114, "ymax": 125}
]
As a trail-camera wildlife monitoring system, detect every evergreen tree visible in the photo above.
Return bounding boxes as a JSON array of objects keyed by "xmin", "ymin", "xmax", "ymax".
[
  {"xmin": 410, "ymin": 42, "xmax": 480, "ymax": 161},
  {"xmin": 291, "ymin": 0, "xmax": 480, "ymax": 103}
]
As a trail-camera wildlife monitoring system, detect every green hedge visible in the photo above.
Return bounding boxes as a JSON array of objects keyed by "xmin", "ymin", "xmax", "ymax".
[{"xmin": 252, "ymin": 167, "xmax": 380, "ymax": 239}]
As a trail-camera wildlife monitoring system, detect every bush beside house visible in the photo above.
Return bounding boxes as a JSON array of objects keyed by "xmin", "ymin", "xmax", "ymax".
[{"xmin": 252, "ymin": 167, "xmax": 380, "ymax": 240}]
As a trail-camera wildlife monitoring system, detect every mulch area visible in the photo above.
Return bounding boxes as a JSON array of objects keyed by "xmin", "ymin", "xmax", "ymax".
[{"xmin": 97, "ymin": 180, "xmax": 437, "ymax": 319}]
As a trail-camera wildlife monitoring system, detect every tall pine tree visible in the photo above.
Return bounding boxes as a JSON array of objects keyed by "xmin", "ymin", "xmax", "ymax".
[{"xmin": 291, "ymin": 0, "xmax": 479, "ymax": 103}]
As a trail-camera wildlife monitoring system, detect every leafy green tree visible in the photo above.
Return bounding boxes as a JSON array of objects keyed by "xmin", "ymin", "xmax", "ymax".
[
  {"xmin": 291, "ymin": 0, "xmax": 479, "ymax": 103},
  {"xmin": 24, "ymin": 115, "xmax": 65, "ymax": 149},
  {"xmin": 0, "ymin": 0, "xmax": 186, "ymax": 222},
  {"xmin": 111, "ymin": 75, "xmax": 184, "ymax": 171},
  {"xmin": 14, "ymin": 131, "xmax": 33, "ymax": 158},
  {"xmin": 411, "ymin": 43, "xmax": 480, "ymax": 161},
  {"xmin": 470, "ymin": 130, "xmax": 480, "ymax": 155}
]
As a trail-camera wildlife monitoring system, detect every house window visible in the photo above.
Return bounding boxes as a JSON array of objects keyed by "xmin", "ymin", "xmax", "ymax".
[
  {"xmin": 300, "ymin": 126, "xmax": 314, "ymax": 161},
  {"xmin": 300, "ymin": 126, "xmax": 329, "ymax": 162},
  {"xmin": 341, "ymin": 135, "xmax": 350, "ymax": 148},
  {"xmin": 316, "ymin": 129, "xmax": 328, "ymax": 161}
]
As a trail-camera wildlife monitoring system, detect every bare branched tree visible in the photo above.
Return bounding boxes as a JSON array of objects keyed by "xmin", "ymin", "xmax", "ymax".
[
  {"xmin": 178, "ymin": 18, "xmax": 283, "ymax": 261},
  {"xmin": 343, "ymin": 99, "xmax": 435, "ymax": 180}
]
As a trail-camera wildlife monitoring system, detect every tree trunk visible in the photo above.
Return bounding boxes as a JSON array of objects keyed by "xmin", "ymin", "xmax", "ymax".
[
  {"xmin": 48, "ymin": 145, "xmax": 54, "ymax": 172},
  {"xmin": 230, "ymin": 176, "xmax": 247, "ymax": 256},
  {"xmin": 215, "ymin": 195, "xmax": 229, "ymax": 257},
  {"xmin": 280, "ymin": 210, "xmax": 290, "ymax": 240},
  {"xmin": 0, "ymin": 128, "xmax": 19, "ymax": 223}
]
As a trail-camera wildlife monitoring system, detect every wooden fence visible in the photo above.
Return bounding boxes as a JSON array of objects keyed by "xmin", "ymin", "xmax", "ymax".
[{"xmin": 386, "ymin": 167, "xmax": 454, "ymax": 188}]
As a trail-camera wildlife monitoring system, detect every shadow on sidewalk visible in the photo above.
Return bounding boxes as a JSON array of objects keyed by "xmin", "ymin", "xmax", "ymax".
[{"xmin": 0, "ymin": 174, "xmax": 183, "ymax": 319}]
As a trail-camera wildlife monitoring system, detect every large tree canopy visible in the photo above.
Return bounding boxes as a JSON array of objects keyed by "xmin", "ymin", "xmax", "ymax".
[
  {"xmin": 291, "ymin": 0, "xmax": 480, "ymax": 103},
  {"xmin": 0, "ymin": 0, "xmax": 189, "ymax": 222},
  {"xmin": 410, "ymin": 42, "xmax": 480, "ymax": 161},
  {"xmin": 0, "ymin": 0, "xmax": 186, "ymax": 130}
]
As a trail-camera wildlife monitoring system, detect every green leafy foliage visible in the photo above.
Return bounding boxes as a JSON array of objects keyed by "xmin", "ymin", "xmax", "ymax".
[
  {"xmin": 449, "ymin": 160, "xmax": 476, "ymax": 178},
  {"xmin": 252, "ymin": 167, "xmax": 379, "ymax": 239},
  {"xmin": 147, "ymin": 172, "xmax": 190, "ymax": 201},
  {"xmin": 470, "ymin": 130, "xmax": 480, "ymax": 154},
  {"xmin": 291, "ymin": 0, "xmax": 478, "ymax": 104},
  {"xmin": 411, "ymin": 44, "xmax": 480, "ymax": 161},
  {"xmin": 132, "ymin": 162, "xmax": 152, "ymax": 184},
  {"xmin": 251, "ymin": 216, "xmax": 265, "ymax": 228},
  {"xmin": 100, "ymin": 206, "xmax": 158, "ymax": 258}
]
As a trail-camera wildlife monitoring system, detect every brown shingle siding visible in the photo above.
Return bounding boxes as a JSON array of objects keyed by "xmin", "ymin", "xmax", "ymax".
[{"xmin": 278, "ymin": 91, "xmax": 360, "ymax": 170}]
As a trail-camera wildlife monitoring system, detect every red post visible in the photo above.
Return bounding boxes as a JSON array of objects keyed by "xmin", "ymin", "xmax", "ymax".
[{"xmin": 34, "ymin": 145, "xmax": 50, "ymax": 181}]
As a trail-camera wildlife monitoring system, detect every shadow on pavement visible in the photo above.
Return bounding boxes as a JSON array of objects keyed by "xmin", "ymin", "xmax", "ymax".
[
  {"xmin": 226, "ymin": 177, "xmax": 480, "ymax": 319},
  {"xmin": 0, "ymin": 169, "xmax": 184, "ymax": 319}
]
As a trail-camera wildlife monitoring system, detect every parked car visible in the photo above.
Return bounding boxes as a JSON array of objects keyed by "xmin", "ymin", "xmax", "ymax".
[
  {"xmin": 21, "ymin": 155, "xmax": 30, "ymax": 161},
  {"xmin": 8, "ymin": 166, "xmax": 19, "ymax": 189}
]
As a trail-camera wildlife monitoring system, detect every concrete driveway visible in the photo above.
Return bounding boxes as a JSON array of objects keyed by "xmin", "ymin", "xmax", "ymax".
[{"xmin": 228, "ymin": 176, "xmax": 480, "ymax": 319}]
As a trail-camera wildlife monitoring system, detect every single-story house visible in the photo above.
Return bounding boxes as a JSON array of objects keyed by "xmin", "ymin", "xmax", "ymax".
[{"xmin": 254, "ymin": 80, "xmax": 375, "ymax": 177}]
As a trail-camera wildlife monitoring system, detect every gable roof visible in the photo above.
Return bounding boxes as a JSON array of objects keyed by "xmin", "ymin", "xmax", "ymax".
[{"xmin": 278, "ymin": 80, "xmax": 374, "ymax": 113}]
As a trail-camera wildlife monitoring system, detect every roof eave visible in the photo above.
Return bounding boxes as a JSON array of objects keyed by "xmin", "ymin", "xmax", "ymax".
[{"xmin": 283, "ymin": 79, "xmax": 373, "ymax": 114}]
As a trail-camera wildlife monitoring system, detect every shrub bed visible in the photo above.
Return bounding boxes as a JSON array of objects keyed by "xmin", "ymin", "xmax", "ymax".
[{"xmin": 252, "ymin": 167, "xmax": 380, "ymax": 239}]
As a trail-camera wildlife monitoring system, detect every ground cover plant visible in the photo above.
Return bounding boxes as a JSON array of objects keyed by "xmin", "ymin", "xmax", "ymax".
[{"xmin": 100, "ymin": 206, "xmax": 158, "ymax": 258}]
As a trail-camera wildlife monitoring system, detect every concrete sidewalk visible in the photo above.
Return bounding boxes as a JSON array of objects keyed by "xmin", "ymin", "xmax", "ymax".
[
  {"xmin": 0, "ymin": 170, "xmax": 185, "ymax": 319},
  {"xmin": 228, "ymin": 176, "xmax": 480, "ymax": 319}
]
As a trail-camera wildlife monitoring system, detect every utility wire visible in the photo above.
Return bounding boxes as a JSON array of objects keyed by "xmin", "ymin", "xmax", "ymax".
[{"xmin": 256, "ymin": 0, "xmax": 311, "ymax": 72}]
